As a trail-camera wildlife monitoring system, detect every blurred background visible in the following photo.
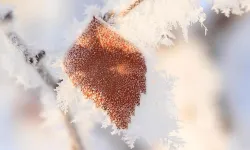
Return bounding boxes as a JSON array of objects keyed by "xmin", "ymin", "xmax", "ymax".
[{"xmin": 0, "ymin": 0, "xmax": 250, "ymax": 150}]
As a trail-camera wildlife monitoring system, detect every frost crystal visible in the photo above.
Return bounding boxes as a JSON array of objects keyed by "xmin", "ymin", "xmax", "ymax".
[
  {"xmin": 115, "ymin": 0, "xmax": 206, "ymax": 46},
  {"xmin": 212, "ymin": 0, "xmax": 250, "ymax": 16}
]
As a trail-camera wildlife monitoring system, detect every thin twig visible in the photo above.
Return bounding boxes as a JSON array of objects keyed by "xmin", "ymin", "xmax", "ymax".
[
  {"xmin": 119, "ymin": 0, "xmax": 144, "ymax": 17},
  {"xmin": 7, "ymin": 32, "xmax": 84, "ymax": 150},
  {"xmin": 1, "ymin": 14, "xmax": 84, "ymax": 150},
  {"xmin": 103, "ymin": 0, "xmax": 144, "ymax": 22}
]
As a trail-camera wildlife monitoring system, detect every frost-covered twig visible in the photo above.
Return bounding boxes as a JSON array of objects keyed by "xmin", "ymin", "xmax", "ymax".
[
  {"xmin": 6, "ymin": 30, "xmax": 84, "ymax": 150},
  {"xmin": 6, "ymin": 32, "xmax": 45, "ymax": 64},
  {"xmin": 0, "ymin": 8, "xmax": 84, "ymax": 150},
  {"xmin": 0, "ymin": 4, "xmax": 13, "ymax": 22},
  {"xmin": 5, "ymin": 31, "xmax": 59, "ymax": 89}
]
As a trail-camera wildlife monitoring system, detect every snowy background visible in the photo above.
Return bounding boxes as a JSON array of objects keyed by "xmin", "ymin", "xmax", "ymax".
[{"xmin": 0, "ymin": 0, "xmax": 250, "ymax": 150}]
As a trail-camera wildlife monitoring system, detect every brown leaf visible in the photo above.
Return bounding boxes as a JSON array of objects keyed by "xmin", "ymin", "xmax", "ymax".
[{"xmin": 64, "ymin": 17, "xmax": 147, "ymax": 129}]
